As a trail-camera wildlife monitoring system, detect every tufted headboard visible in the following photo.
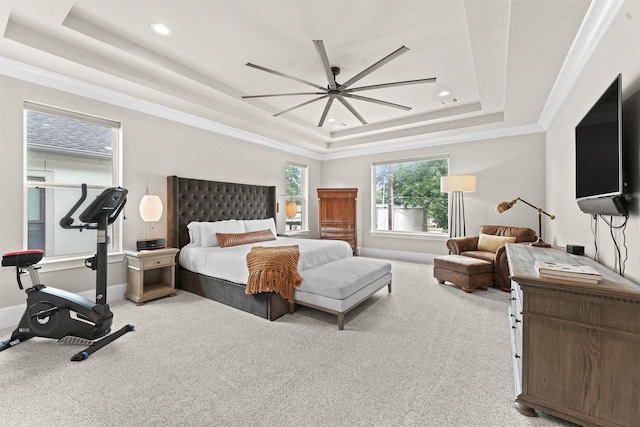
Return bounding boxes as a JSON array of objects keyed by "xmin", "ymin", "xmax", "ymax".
[{"xmin": 167, "ymin": 176, "xmax": 276, "ymax": 250}]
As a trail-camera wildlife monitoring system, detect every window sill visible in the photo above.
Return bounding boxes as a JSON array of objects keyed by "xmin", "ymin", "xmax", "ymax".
[
  {"xmin": 278, "ymin": 230, "xmax": 310, "ymax": 238},
  {"xmin": 37, "ymin": 252, "xmax": 125, "ymax": 272},
  {"xmin": 369, "ymin": 230, "xmax": 449, "ymax": 241}
]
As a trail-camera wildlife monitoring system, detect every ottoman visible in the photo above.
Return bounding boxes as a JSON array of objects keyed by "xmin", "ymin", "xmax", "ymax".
[
  {"xmin": 433, "ymin": 255, "xmax": 493, "ymax": 293},
  {"xmin": 291, "ymin": 257, "xmax": 392, "ymax": 330}
]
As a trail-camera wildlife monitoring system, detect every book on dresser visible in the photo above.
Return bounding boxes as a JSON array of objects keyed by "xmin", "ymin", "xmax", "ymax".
[{"xmin": 534, "ymin": 260, "xmax": 601, "ymax": 283}]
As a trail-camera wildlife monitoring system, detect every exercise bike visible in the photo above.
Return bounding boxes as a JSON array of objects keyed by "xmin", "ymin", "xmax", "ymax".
[{"xmin": 0, "ymin": 184, "xmax": 134, "ymax": 361}]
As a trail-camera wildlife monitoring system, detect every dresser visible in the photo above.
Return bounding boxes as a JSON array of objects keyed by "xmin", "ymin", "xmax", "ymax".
[
  {"xmin": 506, "ymin": 244, "xmax": 640, "ymax": 427},
  {"xmin": 317, "ymin": 188, "xmax": 358, "ymax": 254}
]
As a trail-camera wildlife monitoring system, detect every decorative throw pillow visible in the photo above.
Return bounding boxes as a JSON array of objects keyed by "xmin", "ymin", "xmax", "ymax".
[
  {"xmin": 477, "ymin": 233, "xmax": 516, "ymax": 253},
  {"xmin": 216, "ymin": 229, "xmax": 276, "ymax": 248}
]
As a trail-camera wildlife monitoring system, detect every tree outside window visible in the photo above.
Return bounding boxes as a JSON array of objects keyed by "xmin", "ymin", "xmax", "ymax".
[
  {"xmin": 285, "ymin": 163, "xmax": 306, "ymax": 231},
  {"xmin": 374, "ymin": 158, "xmax": 449, "ymax": 233}
]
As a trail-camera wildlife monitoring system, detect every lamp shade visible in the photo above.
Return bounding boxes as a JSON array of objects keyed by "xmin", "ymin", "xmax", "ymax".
[
  {"xmin": 139, "ymin": 195, "xmax": 163, "ymax": 222},
  {"xmin": 440, "ymin": 175, "xmax": 477, "ymax": 193},
  {"xmin": 495, "ymin": 199, "xmax": 517, "ymax": 213},
  {"xmin": 285, "ymin": 200, "xmax": 297, "ymax": 218}
]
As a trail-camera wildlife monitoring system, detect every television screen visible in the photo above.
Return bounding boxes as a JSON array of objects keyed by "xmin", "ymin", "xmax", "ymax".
[{"xmin": 575, "ymin": 75, "xmax": 622, "ymax": 200}]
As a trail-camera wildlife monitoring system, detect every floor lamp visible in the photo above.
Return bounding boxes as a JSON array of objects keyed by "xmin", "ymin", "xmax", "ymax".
[{"xmin": 440, "ymin": 175, "xmax": 476, "ymax": 238}]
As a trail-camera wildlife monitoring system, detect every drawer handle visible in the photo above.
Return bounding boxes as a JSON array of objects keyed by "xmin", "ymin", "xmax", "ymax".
[
  {"xmin": 515, "ymin": 354, "xmax": 521, "ymax": 359},
  {"xmin": 515, "ymin": 319, "xmax": 521, "ymax": 323}
]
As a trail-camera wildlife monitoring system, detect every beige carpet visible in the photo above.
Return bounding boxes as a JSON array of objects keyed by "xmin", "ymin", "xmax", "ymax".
[{"xmin": 0, "ymin": 259, "xmax": 574, "ymax": 426}]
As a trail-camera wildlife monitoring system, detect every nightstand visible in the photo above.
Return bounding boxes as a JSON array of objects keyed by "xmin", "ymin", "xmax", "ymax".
[{"xmin": 124, "ymin": 247, "xmax": 179, "ymax": 305}]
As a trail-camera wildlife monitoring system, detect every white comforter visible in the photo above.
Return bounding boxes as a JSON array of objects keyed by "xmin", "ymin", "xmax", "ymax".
[{"xmin": 179, "ymin": 237, "xmax": 353, "ymax": 284}]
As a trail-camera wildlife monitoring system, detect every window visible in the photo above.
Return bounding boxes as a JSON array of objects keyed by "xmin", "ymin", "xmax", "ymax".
[
  {"xmin": 285, "ymin": 162, "xmax": 307, "ymax": 231},
  {"xmin": 25, "ymin": 102, "xmax": 122, "ymax": 258},
  {"xmin": 373, "ymin": 157, "xmax": 449, "ymax": 234}
]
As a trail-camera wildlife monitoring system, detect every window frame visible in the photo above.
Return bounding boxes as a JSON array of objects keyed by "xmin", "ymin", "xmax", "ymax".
[
  {"xmin": 24, "ymin": 102, "xmax": 124, "ymax": 263},
  {"xmin": 284, "ymin": 161, "xmax": 308, "ymax": 234},
  {"xmin": 370, "ymin": 155, "xmax": 450, "ymax": 239}
]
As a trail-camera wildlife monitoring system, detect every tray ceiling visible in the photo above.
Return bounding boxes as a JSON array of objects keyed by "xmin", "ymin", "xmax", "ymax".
[{"xmin": 0, "ymin": 0, "xmax": 596, "ymax": 156}]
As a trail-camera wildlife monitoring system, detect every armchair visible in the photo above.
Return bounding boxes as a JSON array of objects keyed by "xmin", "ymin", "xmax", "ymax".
[{"xmin": 446, "ymin": 225, "xmax": 537, "ymax": 291}]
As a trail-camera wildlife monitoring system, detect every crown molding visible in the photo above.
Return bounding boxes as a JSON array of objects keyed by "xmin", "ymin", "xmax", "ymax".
[
  {"xmin": 539, "ymin": 0, "xmax": 625, "ymax": 129},
  {"xmin": 2, "ymin": 0, "xmax": 618, "ymax": 164}
]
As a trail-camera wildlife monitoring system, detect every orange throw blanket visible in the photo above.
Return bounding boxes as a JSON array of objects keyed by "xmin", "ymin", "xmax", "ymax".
[{"xmin": 245, "ymin": 245, "xmax": 303, "ymax": 303}]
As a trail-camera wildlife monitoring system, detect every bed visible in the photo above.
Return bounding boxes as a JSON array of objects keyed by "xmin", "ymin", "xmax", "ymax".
[{"xmin": 166, "ymin": 176, "xmax": 353, "ymax": 320}]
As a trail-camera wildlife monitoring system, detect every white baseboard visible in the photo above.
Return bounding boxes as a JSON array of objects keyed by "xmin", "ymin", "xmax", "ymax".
[
  {"xmin": 359, "ymin": 247, "xmax": 438, "ymax": 264},
  {"xmin": 0, "ymin": 283, "xmax": 127, "ymax": 330}
]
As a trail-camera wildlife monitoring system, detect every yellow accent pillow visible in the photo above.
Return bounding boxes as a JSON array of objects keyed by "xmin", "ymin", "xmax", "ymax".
[{"xmin": 477, "ymin": 233, "xmax": 516, "ymax": 253}]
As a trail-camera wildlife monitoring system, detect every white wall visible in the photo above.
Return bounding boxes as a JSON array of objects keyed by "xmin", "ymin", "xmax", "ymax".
[
  {"xmin": 0, "ymin": 76, "xmax": 321, "ymax": 309},
  {"xmin": 321, "ymin": 132, "xmax": 547, "ymax": 257},
  {"xmin": 546, "ymin": 0, "xmax": 640, "ymax": 283},
  {"xmin": 0, "ymin": 70, "xmax": 546, "ymax": 311},
  {"xmin": 1, "ymin": 0, "xmax": 638, "ymax": 313}
]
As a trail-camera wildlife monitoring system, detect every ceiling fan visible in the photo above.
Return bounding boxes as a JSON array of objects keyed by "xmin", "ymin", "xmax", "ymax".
[{"xmin": 242, "ymin": 40, "xmax": 436, "ymax": 127}]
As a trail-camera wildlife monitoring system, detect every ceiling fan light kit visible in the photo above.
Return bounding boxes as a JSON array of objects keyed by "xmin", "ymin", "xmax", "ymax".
[{"xmin": 242, "ymin": 40, "xmax": 436, "ymax": 127}]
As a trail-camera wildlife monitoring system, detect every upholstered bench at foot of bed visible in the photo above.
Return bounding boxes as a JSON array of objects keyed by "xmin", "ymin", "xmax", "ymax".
[{"xmin": 290, "ymin": 257, "xmax": 392, "ymax": 330}]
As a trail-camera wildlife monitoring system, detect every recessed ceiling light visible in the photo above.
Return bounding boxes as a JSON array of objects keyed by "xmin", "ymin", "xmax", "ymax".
[
  {"xmin": 150, "ymin": 22, "xmax": 172, "ymax": 36},
  {"xmin": 438, "ymin": 90, "xmax": 451, "ymax": 97}
]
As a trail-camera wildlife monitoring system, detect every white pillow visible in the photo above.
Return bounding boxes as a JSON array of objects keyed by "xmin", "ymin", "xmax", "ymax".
[
  {"xmin": 187, "ymin": 222, "xmax": 202, "ymax": 246},
  {"xmin": 242, "ymin": 218, "xmax": 277, "ymax": 237},
  {"xmin": 188, "ymin": 220, "xmax": 245, "ymax": 247}
]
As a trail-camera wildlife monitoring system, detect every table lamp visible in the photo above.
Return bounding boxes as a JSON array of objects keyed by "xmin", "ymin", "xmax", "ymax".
[
  {"xmin": 137, "ymin": 186, "xmax": 165, "ymax": 250},
  {"xmin": 495, "ymin": 197, "xmax": 555, "ymax": 247}
]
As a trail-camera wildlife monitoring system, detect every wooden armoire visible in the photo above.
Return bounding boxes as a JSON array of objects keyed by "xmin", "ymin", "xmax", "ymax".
[{"xmin": 317, "ymin": 188, "xmax": 358, "ymax": 255}]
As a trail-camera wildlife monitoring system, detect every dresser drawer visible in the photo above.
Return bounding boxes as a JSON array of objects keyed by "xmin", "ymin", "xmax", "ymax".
[
  {"xmin": 321, "ymin": 229, "xmax": 354, "ymax": 238},
  {"xmin": 318, "ymin": 190, "xmax": 357, "ymax": 199},
  {"xmin": 508, "ymin": 307, "xmax": 523, "ymax": 396},
  {"xmin": 320, "ymin": 233, "xmax": 354, "ymax": 242},
  {"xmin": 320, "ymin": 224, "xmax": 352, "ymax": 231}
]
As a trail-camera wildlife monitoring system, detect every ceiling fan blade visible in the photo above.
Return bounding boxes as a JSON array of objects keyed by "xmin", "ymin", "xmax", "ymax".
[
  {"xmin": 313, "ymin": 40, "xmax": 337, "ymax": 90},
  {"xmin": 242, "ymin": 92, "xmax": 326, "ymax": 99},
  {"xmin": 273, "ymin": 95, "xmax": 328, "ymax": 117},
  {"xmin": 341, "ymin": 46, "xmax": 409, "ymax": 89},
  {"xmin": 342, "ymin": 93, "xmax": 412, "ymax": 111},
  {"xmin": 246, "ymin": 62, "xmax": 326, "ymax": 91},
  {"xmin": 336, "ymin": 96, "xmax": 367, "ymax": 125},
  {"xmin": 343, "ymin": 77, "xmax": 437, "ymax": 93},
  {"xmin": 317, "ymin": 97, "xmax": 335, "ymax": 127}
]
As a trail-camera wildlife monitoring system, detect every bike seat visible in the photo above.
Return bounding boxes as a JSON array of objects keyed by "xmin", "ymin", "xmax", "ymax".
[{"xmin": 2, "ymin": 250, "xmax": 44, "ymax": 268}]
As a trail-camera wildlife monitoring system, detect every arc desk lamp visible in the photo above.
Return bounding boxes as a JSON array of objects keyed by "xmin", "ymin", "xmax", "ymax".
[{"xmin": 496, "ymin": 198, "xmax": 555, "ymax": 248}]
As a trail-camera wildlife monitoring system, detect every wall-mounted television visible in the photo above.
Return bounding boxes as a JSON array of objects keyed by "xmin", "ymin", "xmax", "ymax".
[{"xmin": 575, "ymin": 74, "xmax": 627, "ymax": 216}]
